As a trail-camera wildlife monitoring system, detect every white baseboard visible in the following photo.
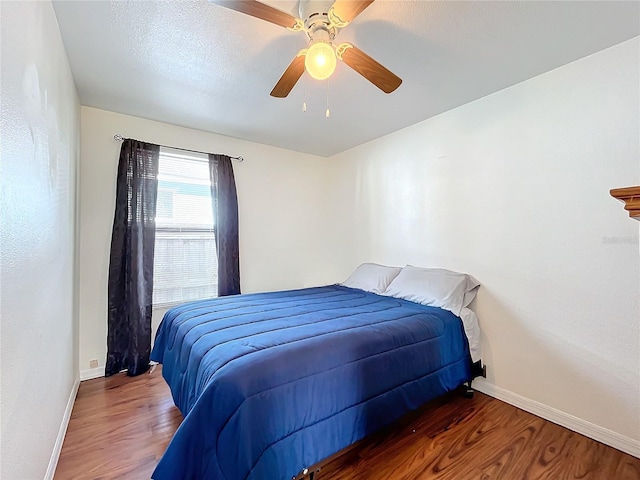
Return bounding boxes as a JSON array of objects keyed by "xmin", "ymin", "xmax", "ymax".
[
  {"xmin": 44, "ymin": 376, "xmax": 80, "ymax": 480},
  {"xmin": 80, "ymin": 366, "xmax": 105, "ymax": 381},
  {"xmin": 472, "ymin": 378, "xmax": 640, "ymax": 459}
]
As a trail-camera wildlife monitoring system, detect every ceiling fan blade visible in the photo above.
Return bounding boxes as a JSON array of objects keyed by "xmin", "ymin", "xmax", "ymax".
[
  {"xmin": 270, "ymin": 50, "xmax": 307, "ymax": 98},
  {"xmin": 336, "ymin": 43, "xmax": 402, "ymax": 94},
  {"xmin": 210, "ymin": 0, "xmax": 302, "ymax": 29},
  {"xmin": 328, "ymin": 0, "xmax": 374, "ymax": 27}
]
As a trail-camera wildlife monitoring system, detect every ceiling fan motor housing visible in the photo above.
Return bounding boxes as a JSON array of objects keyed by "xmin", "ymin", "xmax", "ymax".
[{"xmin": 300, "ymin": 0, "xmax": 336, "ymax": 39}]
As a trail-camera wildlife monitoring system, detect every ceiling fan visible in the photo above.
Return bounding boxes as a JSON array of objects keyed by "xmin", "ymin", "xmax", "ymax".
[{"xmin": 210, "ymin": 0, "xmax": 402, "ymax": 97}]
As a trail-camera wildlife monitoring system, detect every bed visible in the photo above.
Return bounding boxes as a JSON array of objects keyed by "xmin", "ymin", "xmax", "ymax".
[{"xmin": 150, "ymin": 265, "xmax": 481, "ymax": 480}]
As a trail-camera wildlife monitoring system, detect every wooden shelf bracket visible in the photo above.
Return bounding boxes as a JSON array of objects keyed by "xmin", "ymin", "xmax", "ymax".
[{"xmin": 610, "ymin": 186, "xmax": 640, "ymax": 221}]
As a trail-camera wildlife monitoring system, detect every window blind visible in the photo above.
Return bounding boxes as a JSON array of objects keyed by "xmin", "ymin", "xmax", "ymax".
[{"xmin": 153, "ymin": 147, "xmax": 218, "ymax": 306}]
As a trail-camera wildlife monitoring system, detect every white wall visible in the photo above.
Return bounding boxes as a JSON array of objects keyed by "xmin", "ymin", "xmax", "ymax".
[
  {"xmin": 0, "ymin": 1, "xmax": 80, "ymax": 479},
  {"xmin": 78, "ymin": 107, "xmax": 334, "ymax": 375},
  {"xmin": 329, "ymin": 38, "xmax": 640, "ymax": 452}
]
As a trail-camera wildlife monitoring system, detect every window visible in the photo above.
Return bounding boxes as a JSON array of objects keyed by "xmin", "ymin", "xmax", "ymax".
[{"xmin": 153, "ymin": 147, "xmax": 217, "ymax": 306}]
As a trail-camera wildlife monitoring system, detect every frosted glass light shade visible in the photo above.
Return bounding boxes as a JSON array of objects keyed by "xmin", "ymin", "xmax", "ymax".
[{"xmin": 305, "ymin": 41, "xmax": 336, "ymax": 80}]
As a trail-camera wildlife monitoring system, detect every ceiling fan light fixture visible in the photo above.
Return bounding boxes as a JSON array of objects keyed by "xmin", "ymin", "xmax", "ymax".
[{"xmin": 304, "ymin": 41, "xmax": 336, "ymax": 80}]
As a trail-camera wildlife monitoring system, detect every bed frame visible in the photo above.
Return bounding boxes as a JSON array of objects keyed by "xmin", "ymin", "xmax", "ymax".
[{"xmin": 293, "ymin": 360, "xmax": 486, "ymax": 480}]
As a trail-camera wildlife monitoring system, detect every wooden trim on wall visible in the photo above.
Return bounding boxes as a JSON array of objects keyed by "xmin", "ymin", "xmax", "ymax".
[{"xmin": 610, "ymin": 186, "xmax": 640, "ymax": 221}]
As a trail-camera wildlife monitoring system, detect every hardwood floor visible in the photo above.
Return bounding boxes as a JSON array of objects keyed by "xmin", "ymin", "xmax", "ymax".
[
  {"xmin": 55, "ymin": 368, "xmax": 640, "ymax": 480},
  {"xmin": 55, "ymin": 368, "xmax": 181, "ymax": 480}
]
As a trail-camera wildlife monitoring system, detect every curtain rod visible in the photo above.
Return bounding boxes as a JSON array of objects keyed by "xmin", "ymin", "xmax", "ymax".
[{"xmin": 113, "ymin": 134, "xmax": 244, "ymax": 162}]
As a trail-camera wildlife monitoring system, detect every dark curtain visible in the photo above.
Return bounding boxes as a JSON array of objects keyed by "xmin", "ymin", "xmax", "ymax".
[
  {"xmin": 208, "ymin": 154, "xmax": 240, "ymax": 296},
  {"xmin": 106, "ymin": 139, "xmax": 160, "ymax": 377}
]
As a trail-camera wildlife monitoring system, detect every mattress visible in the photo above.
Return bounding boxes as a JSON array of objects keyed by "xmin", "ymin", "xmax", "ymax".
[{"xmin": 150, "ymin": 285, "xmax": 472, "ymax": 480}]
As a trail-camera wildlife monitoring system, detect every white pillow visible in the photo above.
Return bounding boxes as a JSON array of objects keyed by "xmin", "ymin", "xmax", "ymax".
[
  {"xmin": 341, "ymin": 263, "xmax": 402, "ymax": 295},
  {"xmin": 463, "ymin": 284, "xmax": 480, "ymax": 308},
  {"xmin": 459, "ymin": 308, "xmax": 481, "ymax": 363},
  {"xmin": 382, "ymin": 266, "xmax": 480, "ymax": 316}
]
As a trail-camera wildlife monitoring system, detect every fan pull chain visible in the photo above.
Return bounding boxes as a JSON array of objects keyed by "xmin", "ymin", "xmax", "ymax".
[
  {"xmin": 325, "ymin": 78, "xmax": 330, "ymax": 119},
  {"xmin": 302, "ymin": 74, "xmax": 308, "ymax": 113}
]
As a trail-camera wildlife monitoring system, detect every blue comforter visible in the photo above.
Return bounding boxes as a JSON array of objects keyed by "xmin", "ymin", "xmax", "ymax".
[{"xmin": 150, "ymin": 285, "xmax": 472, "ymax": 480}]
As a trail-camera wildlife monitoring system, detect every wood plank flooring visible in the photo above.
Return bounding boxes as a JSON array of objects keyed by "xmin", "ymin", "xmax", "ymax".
[
  {"xmin": 55, "ymin": 367, "xmax": 640, "ymax": 480},
  {"xmin": 55, "ymin": 368, "xmax": 181, "ymax": 479}
]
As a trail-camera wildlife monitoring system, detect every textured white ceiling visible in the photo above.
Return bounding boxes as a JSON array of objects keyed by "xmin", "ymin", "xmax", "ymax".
[{"xmin": 52, "ymin": 1, "xmax": 640, "ymax": 157}]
